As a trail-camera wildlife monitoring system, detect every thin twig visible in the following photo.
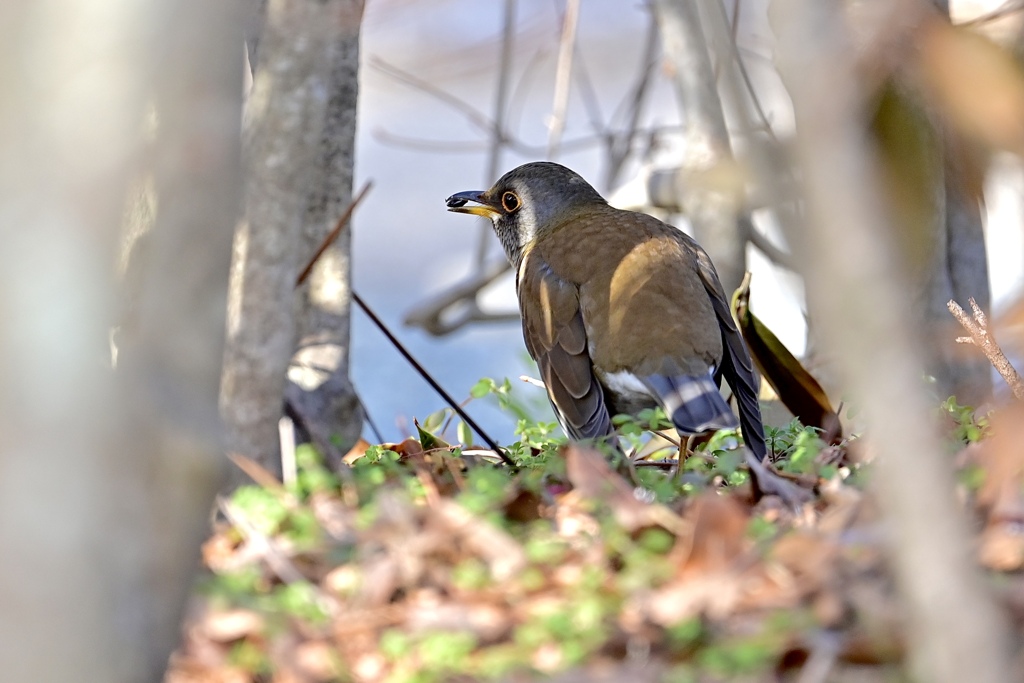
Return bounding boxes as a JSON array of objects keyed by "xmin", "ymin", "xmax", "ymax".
[
  {"xmin": 371, "ymin": 57, "xmax": 497, "ymax": 137},
  {"xmin": 744, "ymin": 215, "xmax": 796, "ymax": 270},
  {"xmin": 296, "ymin": 181, "xmax": 373, "ymax": 287},
  {"xmin": 957, "ymin": 0, "xmax": 1024, "ymax": 27},
  {"xmin": 295, "ymin": 183, "xmax": 511, "ymax": 465},
  {"xmin": 279, "ymin": 416, "xmax": 297, "ymax": 487},
  {"xmin": 354, "ymin": 291, "xmax": 516, "ymax": 468},
  {"xmin": 547, "ymin": 0, "xmax": 580, "ymax": 160},
  {"xmin": 228, "ymin": 452, "xmax": 286, "ymax": 490},
  {"xmin": 404, "ymin": 259, "xmax": 518, "ymax": 336},
  {"xmin": 712, "ymin": 0, "xmax": 778, "ymax": 143},
  {"xmin": 948, "ymin": 297, "xmax": 1024, "ymax": 400},
  {"xmin": 478, "ymin": 0, "xmax": 518, "ymax": 270},
  {"xmin": 605, "ymin": 12, "xmax": 660, "ymax": 190}
]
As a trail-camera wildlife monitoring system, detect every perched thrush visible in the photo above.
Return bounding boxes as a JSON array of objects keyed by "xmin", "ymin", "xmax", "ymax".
[{"xmin": 446, "ymin": 161, "xmax": 767, "ymax": 462}]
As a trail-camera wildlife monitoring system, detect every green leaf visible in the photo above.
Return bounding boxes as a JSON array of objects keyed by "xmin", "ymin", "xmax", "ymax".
[
  {"xmin": 470, "ymin": 377, "xmax": 496, "ymax": 399},
  {"xmin": 420, "ymin": 408, "xmax": 448, "ymax": 434},
  {"xmin": 416, "ymin": 417, "xmax": 451, "ymax": 450},
  {"xmin": 457, "ymin": 419, "xmax": 472, "ymax": 446}
]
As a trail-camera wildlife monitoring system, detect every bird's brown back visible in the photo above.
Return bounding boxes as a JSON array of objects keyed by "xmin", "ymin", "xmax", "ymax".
[{"xmin": 529, "ymin": 204, "xmax": 723, "ymax": 377}]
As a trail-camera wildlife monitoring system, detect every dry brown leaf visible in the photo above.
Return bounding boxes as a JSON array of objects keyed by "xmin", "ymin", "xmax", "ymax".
[
  {"xmin": 770, "ymin": 533, "xmax": 837, "ymax": 595},
  {"xmin": 310, "ymin": 492, "xmax": 356, "ymax": 543},
  {"xmin": 432, "ymin": 499, "xmax": 527, "ymax": 581},
  {"xmin": 292, "ymin": 640, "xmax": 343, "ymax": 682},
  {"xmin": 679, "ymin": 492, "xmax": 750, "ymax": 574},
  {"xmin": 636, "ymin": 494, "xmax": 753, "ymax": 624},
  {"xmin": 563, "ymin": 444, "xmax": 686, "ymax": 533},
  {"xmin": 201, "ymin": 530, "xmax": 242, "ymax": 573},
  {"xmin": 974, "ymin": 402, "xmax": 1024, "ymax": 522},
  {"xmin": 342, "ymin": 437, "xmax": 372, "ymax": 465},
  {"xmin": 980, "ymin": 521, "xmax": 1024, "ymax": 571},
  {"xmin": 641, "ymin": 571, "xmax": 744, "ymax": 624},
  {"xmin": 199, "ymin": 608, "xmax": 266, "ymax": 642}
]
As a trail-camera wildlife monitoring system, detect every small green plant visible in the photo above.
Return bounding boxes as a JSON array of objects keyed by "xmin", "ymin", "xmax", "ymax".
[
  {"xmin": 765, "ymin": 418, "xmax": 827, "ymax": 474},
  {"xmin": 941, "ymin": 396, "xmax": 990, "ymax": 445}
]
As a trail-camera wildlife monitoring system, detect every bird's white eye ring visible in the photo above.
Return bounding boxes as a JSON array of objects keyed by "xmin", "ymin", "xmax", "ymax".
[{"xmin": 501, "ymin": 191, "xmax": 520, "ymax": 213}]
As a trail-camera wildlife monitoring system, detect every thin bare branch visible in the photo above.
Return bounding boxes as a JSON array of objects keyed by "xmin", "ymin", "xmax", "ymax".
[
  {"xmin": 370, "ymin": 57, "xmax": 498, "ymax": 138},
  {"xmin": 710, "ymin": 0, "xmax": 778, "ymax": 142},
  {"xmin": 744, "ymin": 215, "xmax": 796, "ymax": 270},
  {"xmin": 295, "ymin": 180, "xmax": 372, "ymax": 287},
  {"xmin": 547, "ymin": 0, "xmax": 580, "ymax": 159},
  {"xmin": 404, "ymin": 258, "xmax": 520, "ymax": 335},
  {"xmin": 957, "ymin": 0, "xmax": 1024, "ymax": 27},
  {"xmin": 605, "ymin": 12, "xmax": 661, "ymax": 190},
  {"xmin": 372, "ymin": 131, "xmax": 489, "ymax": 153},
  {"xmin": 354, "ymin": 291, "xmax": 516, "ymax": 467},
  {"xmin": 949, "ymin": 297, "xmax": 1024, "ymax": 399},
  {"xmin": 478, "ymin": 0, "xmax": 519, "ymax": 269}
]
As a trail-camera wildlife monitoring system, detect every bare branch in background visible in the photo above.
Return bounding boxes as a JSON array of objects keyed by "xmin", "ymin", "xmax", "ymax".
[
  {"xmin": 652, "ymin": 0, "xmax": 745, "ymax": 293},
  {"xmin": 468, "ymin": 0, "xmax": 520, "ymax": 275},
  {"xmin": 772, "ymin": 3, "xmax": 1014, "ymax": 683},
  {"xmin": 547, "ymin": 0, "xmax": 580, "ymax": 160},
  {"xmin": 371, "ymin": 57, "xmax": 499, "ymax": 140},
  {"xmin": 710, "ymin": 0, "xmax": 779, "ymax": 143},
  {"xmin": 957, "ymin": 0, "xmax": 1024, "ymax": 27},
  {"xmin": 604, "ymin": 12, "xmax": 661, "ymax": 190},
  {"xmin": 404, "ymin": 259, "xmax": 521, "ymax": 335},
  {"xmin": 950, "ymin": 297, "xmax": 1024, "ymax": 399}
]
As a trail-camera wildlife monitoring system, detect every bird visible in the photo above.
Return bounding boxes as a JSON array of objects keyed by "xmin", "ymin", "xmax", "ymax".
[{"xmin": 445, "ymin": 161, "xmax": 769, "ymax": 466}]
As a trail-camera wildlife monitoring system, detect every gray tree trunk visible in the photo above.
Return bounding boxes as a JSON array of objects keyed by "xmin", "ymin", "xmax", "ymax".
[
  {"xmin": 0, "ymin": 0, "xmax": 242, "ymax": 680},
  {"xmin": 920, "ymin": 156, "xmax": 992, "ymax": 405},
  {"xmin": 287, "ymin": 0, "xmax": 364, "ymax": 470},
  {"xmin": 907, "ymin": 0, "xmax": 992, "ymax": 406},
  {"xmin": 222, "ymin": 0, "xmax": 364, "ymax": 478},
  {"xmin": 651, "ymin": 0, "xmax": 745, "ymax": 294}
]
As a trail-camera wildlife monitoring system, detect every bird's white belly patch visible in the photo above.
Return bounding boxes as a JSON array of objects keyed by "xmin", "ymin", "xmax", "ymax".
[{"xmin": 600, "ymin": 370, "xmax": 652, "ymax": 398}]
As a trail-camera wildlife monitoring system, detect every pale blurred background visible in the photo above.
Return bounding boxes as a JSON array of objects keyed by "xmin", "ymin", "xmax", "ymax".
[{"xmin": 351, "ymin": 0, "xmax": 1024, "ymax": 442}]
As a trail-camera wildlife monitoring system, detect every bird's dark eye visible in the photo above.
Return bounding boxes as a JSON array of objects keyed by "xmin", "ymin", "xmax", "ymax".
[{"xmin": 501, "ymin": 191, "xmax": 520, "ymax": 213}]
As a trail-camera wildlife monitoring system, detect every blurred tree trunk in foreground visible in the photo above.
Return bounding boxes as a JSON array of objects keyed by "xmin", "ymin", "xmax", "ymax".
[
  {"xmin": 0, "ymin": 0, "xmax": 242, "ymax": 680},
  {"xmin": 222, "ymin": 0, "xmax": 364, "ymax": 479},
  {"xmin": 773, "ymin": 2, "xmax": 1013, "ymax": 683}
]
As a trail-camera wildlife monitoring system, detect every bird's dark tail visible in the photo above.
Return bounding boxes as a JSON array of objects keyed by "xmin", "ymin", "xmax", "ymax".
[
  {"xmin": 716, "ymin": 330, "xmax": 767, "ymax": 461},
  {"xmin": 643, "ymin": 373, "xmax": 738, "ymax": 435}
]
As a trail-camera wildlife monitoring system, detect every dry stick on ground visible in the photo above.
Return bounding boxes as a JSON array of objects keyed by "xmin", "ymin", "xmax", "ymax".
[{"xmin": 948, "ymin": 297, "xmax": 1024, "ymax": 400}]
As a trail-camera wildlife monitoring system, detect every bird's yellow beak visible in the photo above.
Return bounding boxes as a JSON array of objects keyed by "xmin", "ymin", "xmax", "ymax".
[{"xmin": 446, "ymin": 190, "xmax": 501, "ymax": 220}]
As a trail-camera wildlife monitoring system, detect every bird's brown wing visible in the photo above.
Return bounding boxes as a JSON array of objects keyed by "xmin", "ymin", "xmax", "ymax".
[
  {"xmin": 517, "ymin": 253, "xmax": 613, "ymax": 441},
  {"xmin": 685, "ymin": 237, "xmax": 768, "ymax": 460}
]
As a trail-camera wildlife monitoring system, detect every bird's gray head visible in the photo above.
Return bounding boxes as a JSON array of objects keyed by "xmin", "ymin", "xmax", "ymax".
[{"xmin": 446, "ymin": 161, "xmax": 606, "ymax": 266}]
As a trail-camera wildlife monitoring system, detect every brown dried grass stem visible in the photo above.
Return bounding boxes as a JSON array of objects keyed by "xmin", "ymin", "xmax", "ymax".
[{"xmin": 948, "ymin": 297, "xmax": 1024, "ymax": 400}]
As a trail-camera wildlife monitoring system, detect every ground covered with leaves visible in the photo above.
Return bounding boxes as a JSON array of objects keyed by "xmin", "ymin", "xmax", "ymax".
[{"xmin": 165, "ymin": 388, "xmax": 1024, "ymax": 683}]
